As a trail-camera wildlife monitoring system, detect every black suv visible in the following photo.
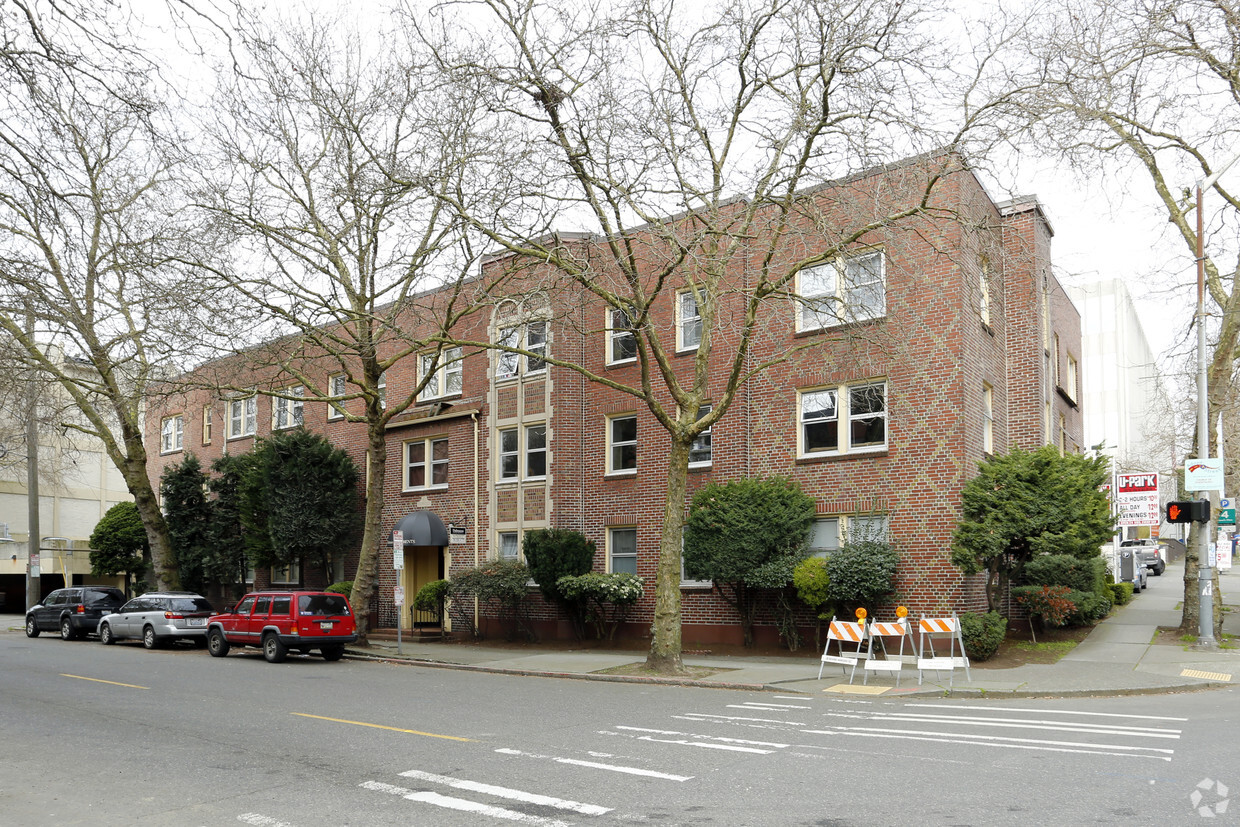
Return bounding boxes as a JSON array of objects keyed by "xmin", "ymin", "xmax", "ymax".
[{"xmin": 26, "ymin": 587, "xmax": 126, "ymax": 640}]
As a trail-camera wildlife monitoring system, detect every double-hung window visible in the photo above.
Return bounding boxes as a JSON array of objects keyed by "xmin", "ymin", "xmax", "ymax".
[
  {"xmin": 799, "ymin": 382, "xmax": 887, "ymax": 456},
  {"xmin": 328, "ymin": 374, "xmax": 347, "ymax": 420},
  {"xmin": 982, "ymin": 383, "xmax": 994, "ymax": 455},
  {"xmin": 525, "ymin": 424, "xmax": 547, "ymax": 478},
  {"xmin": 377, "ymin": 371, "xmax": 387, "ymax": 410},
  {"xmin": 608, "ymin": 306, "xmax": 638, "ymax": 363},
  {"xmin": 228, "ymin": 396, "xmax": 257, "ymax": 438},
  {"xmin": 406, "ymin": 437, "xmax": 449, "ymax": 490},
  {"xmin": 689, "ymin": 404, "xmax": 712, "ymax": 466},
  {"xmin": 498, "ymin": 424, "xmax": 547, "ymax": 481},
  {"xmin": 496, "ymin": 322, "xmax": 548, "ymax": 380},
  {"xmin": 797, "ymin": 250, "xmax": 886, "ymax": 330},
  {"xmin": 609, "ymin": 527, "xmax": 637, "ymax": 575},
  {"xmin": 273, "ymin": 386, "xmax": 304, "ymax": 430},
  {"xmin": 498, "ymin": 531, "xmax": 520, "ymax": 561},
  {"xmin": 202, "ymin": 406, "xmax": 212, "ymax": 445},
  {"xmin": 809, "ymin": 515, "xmax": 888, "ymax": 557},
  {"xmin": 979, "ymin": 262, "xmax": 991, "ymax": 326},
  {"xmin": 608, "ymin": 414, "xmax": 637, "ymax": 473},
  {"xmin": 420, "ymin": 347, "xmax": 463, "ymax": 401},
  {"xmin": 677, "ymin": 290, "xmax": 702, "ymax": 351},
  {"xmin": 160, "ymin": 415, "xmax": 184, "ymax": 454}
]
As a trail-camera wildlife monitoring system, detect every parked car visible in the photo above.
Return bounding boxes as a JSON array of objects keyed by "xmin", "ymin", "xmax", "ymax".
[
  {"xmin": 206, "ymin": 590, "xmax": 357, "ymax": 663},
  {"xmin": 98, "ymin": 592, "xmax": 215, "ymax": 649},
  {"xmin": 25, "ymin": 586, "xmax": 126, "ymax": 640},
  {"xmin": 1120, "ymin": 538, "xmax": 1167, "ymax": 576}
]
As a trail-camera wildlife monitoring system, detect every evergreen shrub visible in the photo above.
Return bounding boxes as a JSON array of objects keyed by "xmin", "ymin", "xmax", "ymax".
[{"xmin": 960, "ymin": 611, "xmax": 1007, "ymax": 661}]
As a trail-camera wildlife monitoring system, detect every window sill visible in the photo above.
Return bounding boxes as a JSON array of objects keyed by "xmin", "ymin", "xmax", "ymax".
[
  {"xmin": 160, "ymin": 448, "xmax": 183, "ymax": 456},
  {"xmin": 981, "ymin": 321, "xmax": 994, "ymax": 337},
  {"xmin": 675, "ymin": 345, "xmax": 700, "ymax": 355},
  {"xmin": 605, "ymin": 470, "xmax": 637, "ymax": 479},
  {"xmin": 403, "ymin": 484, "xmax": 449, "ymax": 494},
  {"xmin": 680, "ymin": 581, "xmax": 712, "ymax": 590},
  {"xmin": 226, "ymin": 434, "xmax": 255, "ymax": 442},
  {"xmin": 606, "ymin": 358, "xmax": 637, "ymax": 368},
  {"xmin": 688, "ymin": 462, "xmax": 712, "ymax": 472},
  {"xmin": 796, "ymin": 447, "xmax": 889, "ymax": 464},
  {"xmin": 794, "ymin": 316, "xmax": 885, "ymax": 338}
]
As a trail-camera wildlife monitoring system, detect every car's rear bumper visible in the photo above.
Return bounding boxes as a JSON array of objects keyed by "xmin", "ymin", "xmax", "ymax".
[{"xmin": 277, "ymin": 634, "xmax": 358, "ymax": 647}]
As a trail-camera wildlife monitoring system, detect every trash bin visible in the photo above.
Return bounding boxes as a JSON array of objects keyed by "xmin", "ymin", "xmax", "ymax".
[{"xmin": 1119, "ymin": 550, "xmax": 1138, "ymax": 588}]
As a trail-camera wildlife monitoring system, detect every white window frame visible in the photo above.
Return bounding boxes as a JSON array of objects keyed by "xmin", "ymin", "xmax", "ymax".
[
  {"xmin": 160, "ymin": 415, "xmax": 184, "ymax": 454},
  {"xmin": 688, "ymin": 404, "xmax": 712, "ymax": 467},
  {"xmin": 202, "ymin": 406, "xmax": 212, "ymax": 445},
  {"xmin": 525, "ymin": 423, "xmax": 547, "ymax": 479},
  {"xmin": 498, "ymin": 531, "xmax": 520, "ymax": 561},
  {"xmin": 809, "ymin": 518, "xmax": 840, "ymax": 558},
  {"xmin": 496, "ymin": 322, "xmax": 548, "ymax": 381},
  {"xmin": 228, "ymin": 395, "xmax": 257, "ymax": 439},
  {"xmin": 377, "ymin": 371, "xmax": 387, "ymax": 410},
  {"xmin": 811, "ymin": 515, "xmax": 889, "ymax": 557},
  {"xmin": 273, "ymin": 385, "xmax": 304, "ymax": 430},
  {"xmin": 680, "ymin": 535, "xmax": 711, "ymax": 586},
  {"xmin": 420, "ymin": 347, "xmax": 464, "ymax": 401},
  {"xmin": 526, "ymin": 321, "xmax": 547, "ymax": 375},
  {"xmin": 609, "ymin": 526, "xmax": 638, "ymax": 575},
  {"xmin": 405, "ymin": 436, "xmax": 449, "ymax": 491},
  {"xmin": 983, "ymin": 383, "xmax": 994, "ymax": 455},
  {"xmin": 677, "ymin": 290, "xmax": 702, "ymax": 351},
  {"xmin": 979, "ymin": 262, "xmax": 991, "ymax": 326},
  {"xmin": 797, "ymin": 250, "xmax": 886, "ymax": 331},
  {"xmin": 798, "ymin": 381, "xmax": 887, "ymax": 457},
  {"xmin": 608, "ymin": 414, "xmax": 637, "ymax": 474},
  {"xmin": 608, "ymin": 306, "xmax": 638, "ymax": 364},
  {"xmin": 271, "ymin": 560, "xmax": 300, "ymax": 585},
  {"xmin": 1065, "ymin": 354, "xmax": 1078, "ymax": 401},
  {"xmin": 328, "ymin": 374, "xmax": 347, "ymax": 420},
  {"xmin": 498, "ymin": 427, "xmax": 519, "ymax": 482}
]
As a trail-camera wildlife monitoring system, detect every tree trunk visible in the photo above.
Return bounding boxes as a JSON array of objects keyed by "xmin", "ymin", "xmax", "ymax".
[
  {"xmin": 124, "ymin": 458, "xmax": 179, "ymax": 592},
  {"xmin": 645, "ymin": 438, "xmax": 691, "ymax": 674},
  {"xmin": 349, "ymin": 421, "xmax": 388, "ymax": 643}
]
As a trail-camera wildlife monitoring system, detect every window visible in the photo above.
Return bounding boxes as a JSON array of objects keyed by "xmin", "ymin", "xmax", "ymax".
[
  {"xmin": 1065, "ymin": 354, "xmax": 1078, "ymax": 400},
  {"xmin": 496, "ymin": 322, "xmax": 547, "ymax": 380},
  {"xmin": 160, "ymin": 415, "xmax": 183, "ymax": 453},
  {"xmin": 328, "ymin": 374, "xmax": 347, "ymax": 420},
  {"xmin": 809, "ymin": 518, "xmax": 839, "ymax": 558},
  {"xmin": 1058, "ymin": 413, "xmax": 1067, "ymax": 453},
  {"xmin": 273, "ymin": 386, "xmax": 304, "ymax": 430},
  {"xmin": 810, "ymin": 515, "xmax": 888, "ymax": 557},
  {"xmin": 498, "ymin": 531, "xmax": 520, "ymax": 561},
  {"xmin": 498, "ymin": 425, "xmax": 546, "ymax": 481},
  {"xmin": 608, "ymin": 414, "xmax": 637, "ymax": 473},
  {"xmin": 608, "ymin": 306, "xmax": 638, "ymax": 363},
  {"xmin": 799, "ymin": 382, "xmax": 886, "ymax": 456},
  {"xmin": 271, "ymin": 560, "xmax": 299, "ymax": 585},
  {"xmin": 406, "ymin": 437, "xmax": 449, "ymax": 489},
  {"xmin": 420, "ymin": 347, "xmax": 463, "ymax": 400},
  {"xmin": 848, "ymin": 515, "xmax": 889, "ymax": 543},
  {"xmin": 979, "ymin": 262, "xmax": 991, "ymax": 326},
  {"xmin": 982, "ymin": 383, "xmax": 994, "ymax": 455},
  {"xmin": 202, "ymin": 406, "xmax": 212, "ymax": 445},
  {"xmin": 689, "ymin": 404, "xmax": 712, "ymax": 466},
  {"xmin": 677, "ymin": 290, "xmax": 702, "ymax": 350},
  {"xmin": 377, "ymin": 372, "xmax": 387, "ymax": 410},
  {"xmin": 228, "ymin": 395, "xmax": 257, "ymax": 438},
  {"xmin": 609, "ymin": 527, "xmax": 637, "ymax": 575},
  {"xmin": 797, "ymin": 250, "xmax": 886, "ymax": 330}
]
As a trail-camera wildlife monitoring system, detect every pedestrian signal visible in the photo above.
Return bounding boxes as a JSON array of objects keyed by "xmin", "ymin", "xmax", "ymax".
[{"xmin": 1166, "ymin": 500, "xmax": 1210, "ymax": 524}]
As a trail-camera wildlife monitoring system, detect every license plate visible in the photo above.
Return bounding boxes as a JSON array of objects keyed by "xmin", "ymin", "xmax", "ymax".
[
  {"xmin": 189, "ymin": 618, "xmax": 205, "ymax": 627},
  {"xmin": 319, "ymin": 621, "xmax": 333, "ymax": 631}
]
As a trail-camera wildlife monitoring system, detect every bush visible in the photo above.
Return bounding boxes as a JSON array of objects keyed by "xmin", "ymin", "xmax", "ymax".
[
  {"xmin": 325, "ymin": 581, "xmax": 353, "ymax": 601},
  {"xmin": 1013, "ymin": 584, "xmax": 1075, "ymax": 628},
  {"xmin": 827, "ymin": 540, "xmax": 898, "ymax": 614},
  {"xmin": 1022, "ymin": 554, "xmax": 1107, "ymax": 594},
  {"xmin": 1108, "ymin": 581, "xmax": 1134, "ymax": 606},
  {"xmin": 447, "ymin": 559, "xmax": 533, "ymax": 640},
  {"xmin": 1066, "ymin": 589, "xmax": 1111, "ymax": 626},
  {"xmin": 792, "ymin": 557, "xmax": 831, "ymax": 619},
  {"xmin": 556, "ymin": 572, "xmax": 644, "ymax": 640},
  {"xmin": 522, "ymin": 528, "xmax": 596, "ymax": 605},
  {"xmin": 413, "ymin": 579, "xmax": 449, "ymax": 612},
  {"xmin": 960, "ymin": 611, "xmax": 1007, "ymax": 661}
]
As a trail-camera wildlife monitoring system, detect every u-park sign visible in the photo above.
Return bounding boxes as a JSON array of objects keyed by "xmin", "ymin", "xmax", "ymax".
[{"xmin": 1115, "ymin": 472, "xmax": 1160, "ymax": 527}]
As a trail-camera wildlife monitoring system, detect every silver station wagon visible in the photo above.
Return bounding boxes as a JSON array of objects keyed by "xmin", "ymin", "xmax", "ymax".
[{"xmin": 98, "ymin": 592, "xmax": 215, "ymax": 649}]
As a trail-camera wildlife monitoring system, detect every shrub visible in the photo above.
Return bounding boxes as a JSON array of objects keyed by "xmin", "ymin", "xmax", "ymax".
[
  {"xmin": 522, "ymin": 529, "xmax": 596, "ymax": 604},
  {"xmin": 325, "ymin": 581, "xmax": 353, "ymax": 601},
  {"xmin": 556, "ymin": 572, "xmax": 644, "ymax": 640},
  {"xmin": 960, "ymin": 611, "xmax": 1008, "ymax": 661},
  {"xmin": 1066, "ymin": 589, "xmax": 1111, "ymax": 626},
  {"xmin": 792, "ymin": 557, "xmax": 831, "ymax": 619},
  {"xmin": 1108, "ymin": 581, "xmax": 1134, "ymax": 606},
  {"xmin": 1013, "ymin": 584, "xmax": 1076, "ymax": 629},
  {"xmin": 1022, "ymin": 554, "xmax": 1107, "ymax": 594},
  {"xmin": 827, "ymin": 540, "xmax": 898, "ymax": 614},
  {"xmin": 413, "ymin": 579, "xmax": 449, "ymax": 612},
  {"xmin": 448, "ymin": 559, "xmax": 533, "ymax": 640}
]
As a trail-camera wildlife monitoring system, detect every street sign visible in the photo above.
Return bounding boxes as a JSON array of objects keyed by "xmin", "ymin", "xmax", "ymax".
[
  {"xmin": 1186, "ymin": 458, "xmax": 1225, "ymax": 492},
  {"xmin": 1115, "ymin": 472, "xmax": 1160, "ymax": 527},
  {"xmin": 1221, "ymin": 508, "xmax": 1236, "ymax": 526},
  {"xmin": 394, "ymin": 586, "xmax": 405, "ymax": 606},
  {"xmin": 392, "ymin": 530, "xmax": 404, "ymax": 570}
]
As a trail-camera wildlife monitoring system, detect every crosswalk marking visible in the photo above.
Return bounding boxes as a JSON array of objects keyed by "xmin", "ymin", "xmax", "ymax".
[
  {"xmin": 361, "ymin": 782, "xmax": 573, "ymax": 826},
  {"xmin": 905, "ymin": 703, "xmax": 1189, "ymax": 722},
  {"xmin": 495, "ymin": 747, "xmax": 693, "ymax": 781},
  {"xmin": 397, "ymin": 770, "xmax": 610, "ymax": 815},
  {"xmin": 800, "ymin": 726, "xmax": 1175, "ymax": 761},
  {"xmin": 836, "ymin": 711, "xmax": 1182, "ymax": 739}
]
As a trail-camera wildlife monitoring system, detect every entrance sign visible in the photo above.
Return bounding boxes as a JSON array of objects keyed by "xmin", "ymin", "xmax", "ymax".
[
  {"xmin": 392, "ymin": 530, "xmax": 404, "ymax": 570},
  {"xmin": 1115, "ymin": 472, "xmax": 1160, "ymax": 527},
  {"xmin": 449, "ymin": 526, "xmax": 467, "ymax": 545},
  {"xmin": 1186, "ymin": 459, "xmax": 1224, "ymax": 492}
]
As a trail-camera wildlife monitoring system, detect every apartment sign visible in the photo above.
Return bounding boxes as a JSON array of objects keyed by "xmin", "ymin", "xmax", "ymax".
[{"xmin": 1116, "ymin": 472, "xmax": 1160, "ymax": 527}]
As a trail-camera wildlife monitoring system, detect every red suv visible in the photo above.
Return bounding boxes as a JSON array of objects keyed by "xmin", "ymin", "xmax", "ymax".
[{"xmin": 206, "ymin": 591, "xmax": 357, "ymax": 663}]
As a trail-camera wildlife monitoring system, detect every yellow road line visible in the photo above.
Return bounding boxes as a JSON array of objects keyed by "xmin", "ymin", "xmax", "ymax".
[
  {"xmin": 292, "ymin": 713, "xmax": 475, "ymax": 741},
  {"xmin": 61, "ymin": 674, "xmax": 148, "ymax": 690}
]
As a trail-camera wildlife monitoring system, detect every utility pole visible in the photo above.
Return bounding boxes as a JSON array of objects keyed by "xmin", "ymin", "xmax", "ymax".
[{"xmin": 24, "ymin": 309, "xmax": 40, "ymax": 610}]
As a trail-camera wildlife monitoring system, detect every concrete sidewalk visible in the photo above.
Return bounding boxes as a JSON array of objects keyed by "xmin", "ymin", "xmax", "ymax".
[{"xmin": 348, "ymin": 559, "xmax": 1240, "ymax": 697}]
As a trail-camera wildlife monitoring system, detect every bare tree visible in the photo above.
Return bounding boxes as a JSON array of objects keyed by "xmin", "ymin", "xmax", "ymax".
[
  {"xmin": 187, "ymin": 11, "xmax": 509, "ymax": 640},
  {"xmin": 1009, "ymin": 0, "xmax": 1240, "ymax": 635},
  {"xmin": 418, "ymin": 0, "xmax": 1009, "ymax": 672}
]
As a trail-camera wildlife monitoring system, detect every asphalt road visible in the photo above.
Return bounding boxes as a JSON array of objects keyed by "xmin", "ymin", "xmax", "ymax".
[{"xmin": 1, "ymin": 628, "xmax": 1237, "ymax": 826}]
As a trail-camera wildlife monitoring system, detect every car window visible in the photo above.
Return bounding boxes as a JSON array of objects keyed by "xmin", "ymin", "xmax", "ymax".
[
  {"xmin": 44, "ymin": 591, "xmax": 64, "ymax": 607},
  {"xmin": 119, "ymin": 599, "xmax": 141, "ymax": 613},
  {"xmin": 299, "ymin": 594, "xmax": 351, "ymax": 616},
  {"xmin": 169, "ymin": 598, "xmax": 213, "ymax": 613},
  {"xmin": 235, "ymin": 596, "xmax": 256, "ymax": 615},
  {"xmin": 271, "ymin": 596, "xmax": 291, "ymax": 616},
  {"xmin": 253, "ymin": 596, "xmax": 271, "ymax": 615},
  {"xmin": 64, "ymin": 590, "xmax": 82, "ymax": 604},
  {"xmin": 85, "ymin": 588, "xmax": 124, "ymax": 604}
]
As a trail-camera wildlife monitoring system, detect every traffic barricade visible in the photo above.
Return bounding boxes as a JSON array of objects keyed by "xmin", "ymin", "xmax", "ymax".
[
  {"xmin": 818, "ymin": 616, "xmax": 867, "ymax": 683},
  {"xmin": 864, "ymin": 614, "xmax": 914, "ymax": 687},
  {"xmin": 916, "ymin": 614, "xmax": 971, "ymax": 688}
]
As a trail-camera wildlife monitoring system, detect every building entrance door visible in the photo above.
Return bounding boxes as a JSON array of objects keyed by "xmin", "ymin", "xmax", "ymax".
[{"xmin": 405, "ymin": 545, "xmax": 445, "ymax": 629}]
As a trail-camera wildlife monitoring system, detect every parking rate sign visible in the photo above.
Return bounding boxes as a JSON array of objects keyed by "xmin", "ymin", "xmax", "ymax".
[{"xmin": 1116, "ymin": 472, "xmax": 1160, "ymax": 527}]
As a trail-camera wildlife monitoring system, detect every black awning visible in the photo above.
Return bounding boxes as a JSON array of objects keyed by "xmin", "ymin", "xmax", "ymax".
[{"xmin": 395, "ymin": 510, "xmax": 449, "ymax": 547}]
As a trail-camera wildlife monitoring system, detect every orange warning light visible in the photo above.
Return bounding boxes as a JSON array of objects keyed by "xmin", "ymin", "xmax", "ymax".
[
  {"xmin": 855, "ymin": 608, "xmax": 868, "ymax": 620},
  {"xmin": 896, "ymin": 606, "xmax": 908, "ymax": 618}
]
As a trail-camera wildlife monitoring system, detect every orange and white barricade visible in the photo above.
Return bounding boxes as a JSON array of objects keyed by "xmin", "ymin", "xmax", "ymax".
[
  {"xmin": 818, "ymin": 617, "xmax": 867, "ymax": 683},
  {"xmin": 916, "ymin": 614, "xmax": 971, "ymax": 688},
  {"xmin": 863, "ymin": 617, "xmax": 914, "ymax": 687}
]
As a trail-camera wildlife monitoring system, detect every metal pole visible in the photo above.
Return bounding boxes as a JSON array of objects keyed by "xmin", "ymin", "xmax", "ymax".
[
  {"xmin": 1196, "ymin": 184, "xmax": 1216, "ymax": 646},
  {"xmin": 24, "ymin": 310, "xmax": 40, "ymax": 611}
]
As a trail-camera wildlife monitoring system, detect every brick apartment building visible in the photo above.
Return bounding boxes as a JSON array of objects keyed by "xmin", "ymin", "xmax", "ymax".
[{"xmin": 146, "ymin": 156, "xmax": 1083, "ymax": 646}]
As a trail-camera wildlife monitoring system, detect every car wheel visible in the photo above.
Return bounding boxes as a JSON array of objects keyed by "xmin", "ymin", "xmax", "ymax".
[
  {"xmin": 142, "ymin": 626, "xmax": 159, "ymax": 650},
  {"xmin": 25, "ymin": 616, "xmax": 40, "ymax": 637},
  {"xmin": 1154, "ymin": 562, "xmax": 1165, "ymax": 576},
  {"xmin": 100, "ymin": 623, "xmax": 115, "ymax": 645},
  {"xmin": 262, "ymin": 633, "xmax": 287, "ymax": 664},
  {"xmin": 60, "ymin": 617, "xmax": 77, "ymax": 640},
  {"xmin": 321, "ymin": 645, "xmax": 345, "ymax": 662},
  {"xmin": 207, "ymin": 628, "xmax": 230, "ymax": 658}
]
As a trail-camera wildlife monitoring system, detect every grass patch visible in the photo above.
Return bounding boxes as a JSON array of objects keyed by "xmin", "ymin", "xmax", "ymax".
[
  {"xmin": 1008, "ymin": 639, "xmax": 1080, "ymax": 657},
  {"xmin": 593, "ymin": 662, "xmax": 735, "ymax": 679}
]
